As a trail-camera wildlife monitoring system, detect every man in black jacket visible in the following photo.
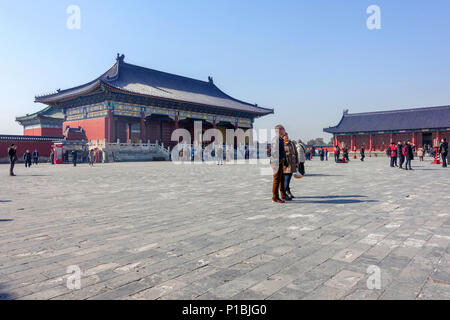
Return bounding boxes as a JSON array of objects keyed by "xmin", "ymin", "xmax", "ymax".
[
  {"xmin": 405, "ymin": 141, "xmax": 414, "ymax": 170},
  {"xmin": 360, "ymin": 146, "xmax": 365, "ymax": 161},
  {"xmin": 8, "ymin": 144, "xmax": 17, "ymax": 176},
  {"xmin": 71, "ymin": 150, "xmax": 78, "ymax": 167},
  {"xmin": 33, "ymin": 149, "xmax": 39, "ymax": 165},
  {"xmin": 23, "ymin": 150, "xmax": 32, "ymax": 168},
  {"xmin": 397, "ymin": 141, "xmax": 405, "ymax": 169},
  {"xmin": 439, "ymin": 138, "xmax": 448, "ymax": 168}
]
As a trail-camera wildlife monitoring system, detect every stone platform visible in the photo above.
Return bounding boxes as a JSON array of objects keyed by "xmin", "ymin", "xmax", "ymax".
[{"xmin": 0, "ymin": 157, "xmax": 448, "ymax": 300}]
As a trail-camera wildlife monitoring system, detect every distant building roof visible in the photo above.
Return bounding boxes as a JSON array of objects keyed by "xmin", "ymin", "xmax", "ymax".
[
  {"xmin": 324, "ymin": 105, "xmax": 450, "ymax": 134},
  {"xmin": 35, "ymin": 54, "xmax": 274, "ymax": 117},
  {"xmin": 16, "ymin": 106, "xmax": 64, "ymax": 124}
]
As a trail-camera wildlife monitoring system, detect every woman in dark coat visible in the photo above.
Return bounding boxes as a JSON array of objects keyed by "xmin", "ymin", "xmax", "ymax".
[{"xmin": 283, "ymin": 133, "xmax": 299, "ymax": 199}]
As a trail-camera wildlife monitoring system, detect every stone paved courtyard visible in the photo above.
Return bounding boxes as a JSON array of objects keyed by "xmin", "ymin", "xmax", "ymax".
[{"xmin": 0, "ymin": 157, "xmax": 449, "ymax": 300}]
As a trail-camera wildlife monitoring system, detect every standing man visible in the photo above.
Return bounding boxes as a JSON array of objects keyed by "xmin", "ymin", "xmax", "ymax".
[
  {"xmin": 49, "ymin": 148, "xmax": 54, "ymax": 164},
  {"xmin": 405, "ymin": 141, "xmax": 414, "ymax": 170},
  {"xmin": 397, "ymin": 141, "xmax": 405, "ymax": 169},
  {"xmin": 296, "ymin": 140, "xmax": 306, "ymax": 176},
  {"xmin": 344, "ymin": 147, "xmax": 349, "ymax": 162},
  {"xmin": 325, "ymin": 149, "xmax": 328, "ymax": 161},
  {"xmin": 89, "ymin": 149, "xmax": 95, "ymax": 166},
  {"xmin": 439, "ymin": 138, "xmax": 448, "ymax": 168},
  {"xmin": 216, "ymin": 144, "xmax": 224, "ymax": 166},
  {"xmin": 33, "ymin": 149, "xmax": 39, "ymax": 165},
  {"xmin": 270, "ymin": 125, "xmax": 288, "ymax": 203},
  {"xmin": 23, "ymin": 150, "xmax": 32, "ymax": 168},
  {"xmin": 8, "ymin": 144, "xmax": 17, "ymax": 176},
  {"xmin": 71, "ymin": 149, "xmax": 78, "ymax": 167},
  {"xmin": 360, "ymin": 146, "xmax": 365, "ymax": 161}
]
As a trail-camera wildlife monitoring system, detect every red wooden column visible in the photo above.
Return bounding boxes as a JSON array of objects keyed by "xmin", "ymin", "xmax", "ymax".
[
  {"xmin": 174, "ymin": 116, "xmax": 179, "ymax": 129},
  {"xmin": 126, "ymin": 123, "xmax": 131, "ymax": 143},
  {"xmin": 140, "ymin": 112, "xmax": 146, "ymax": 141},
  {"xmin": 390, "ymin": 133, "xmax": 394, "ymax": 144},
  {"xmin": 369, "ymin": 134, "xmax": 373, "ymax": 151},
  {"xmin": 212, "ymin": 120, "xmax": 216, "ymax": 129},
  {"xmin": 412, "ymin": 132, "xmax": 416, "ymax": 146},
  {"xmin": 106, "ymin": 109, "xmax": 114, "ymax": 143}
]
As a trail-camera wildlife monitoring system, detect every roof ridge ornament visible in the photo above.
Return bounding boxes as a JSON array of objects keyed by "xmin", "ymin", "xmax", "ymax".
[
  {"xmin": 116, "ymin": 53, "xmax": 125, "ymax": 64},
  {"xmin": 208, "ymin": 76, "xmax": 214, "ymax": 84},
  {"xmin": 343, "ymin": 109, "xmax": 349, "ymax": 115}
]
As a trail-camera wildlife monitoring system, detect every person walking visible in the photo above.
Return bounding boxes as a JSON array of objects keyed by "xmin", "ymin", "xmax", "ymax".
[
  {"xmin": 397, "ymin": 141, "xmax": 405, "ymax": 169},
  {"xmin": 33, "ymin": 149, "xmax": 39, "ymax": 165},
  {"xmin": 344, "ymin": 147, "xmax": 349, "ymax": 162},
  {"xmin": 283, "ymin": 133, "xmax": 299, "ymax": 199},
  {"xmin": 404, "ymin": 141, "xmax": 414, "ymax": 170},
  {"xmin": 216, "ymin": 144, "xmax": 224, "ymax": 165},
  {"xmin": 71, "ymin": 150, "xmax": 78, "ymax": 167},
  {"xmin": 439, "ymin": 138, "xmax": 448, "ymax": 168},
  {"xmin": 319, "ymin": 148, "xmax": 325, "ymax": 161},
  {"xmin": 23, "ymin": 150, "xmax": 32, "ymax": 168},
  {"xmin": 270, "ymin": 125, "xmax": 288, "ymax": 203},
  {"xmin": 89, "ymin": 149, "xmax": 95, "ymax": 166},
  {"xmin": 325, "ymin": 149, "xmax": 328, "ymax": 161},
  {"xmin": 360, "ymin": 146, "xmax": 365, "ymax": 161},
  {"xmin": 417, "ymin": 147, "xmax": 424, "ymax": 162},
  {"xmin": 49, "ymin": 148, "xmax": 54, "ymax": 164},
  {"xmin": 296, "ymin": 140, "xmax": 306, "ymax": 176},
  {"xmin": 8, "ymin": 144, "xmax": 18, "ymax": 176}
]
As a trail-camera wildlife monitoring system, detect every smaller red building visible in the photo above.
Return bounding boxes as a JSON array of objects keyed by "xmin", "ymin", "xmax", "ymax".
[
  {"xmin": 324, "ymin": 106, "xmax": 450, "ymax": 152},
  {"xmin": 16, "ymin": 106, "xmax": 64, "ymax": 137}
]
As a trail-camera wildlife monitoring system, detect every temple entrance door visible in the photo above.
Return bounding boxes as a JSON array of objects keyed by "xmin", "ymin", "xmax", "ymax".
[{"xmin": 422, "ymin": 133, "xmax": 432, "ymax": 147}]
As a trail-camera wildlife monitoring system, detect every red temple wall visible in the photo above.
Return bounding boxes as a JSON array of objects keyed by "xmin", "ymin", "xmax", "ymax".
[
  {"xmin": 1, "ymin": 140, "xmax": 53, "ymax": 159},
  {"xmin": 24, "ymin": 127, "xmax": 62, "ymax": 137},
  {"xmin": 63, "ymin": 117, "xmax": 106, "ymax": 142}
]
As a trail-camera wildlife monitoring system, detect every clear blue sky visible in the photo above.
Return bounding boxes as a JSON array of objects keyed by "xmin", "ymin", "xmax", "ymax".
[{"xmin": 1, "ymin": 0, "xmax": 450, "ymax": 142}]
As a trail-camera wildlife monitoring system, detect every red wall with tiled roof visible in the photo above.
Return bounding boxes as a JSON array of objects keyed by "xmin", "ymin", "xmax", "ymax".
[{"xmin": 63, "ymin": 117, "xmax": 106, "ymax": 142}]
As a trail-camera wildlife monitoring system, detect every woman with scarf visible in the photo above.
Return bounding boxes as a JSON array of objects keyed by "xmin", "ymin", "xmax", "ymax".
[{"xmin": 283, "ymin": 133, "xmax": 299, "ymax": 199}]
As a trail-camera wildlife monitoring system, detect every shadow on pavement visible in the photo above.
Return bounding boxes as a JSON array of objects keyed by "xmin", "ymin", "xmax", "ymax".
[
  {"xmin": 296, "ymin": 195, "xmax": 367, "ymax": 199},
  {"xmin": 291, "ymin": 199, "xmax": 378, "ymax": 204},
  {"xmin": 304, "ymin": 174, "xmax": 344, "ymax": 177},
  {"xmin": 0, "ymin": 219, "xmax": 13, "ymax": 222},
  {"xmin": 0, "ymin": 200, "xmax": 12, "ymax": 203},
  {"xmin": 0, "ymin": 286, "xmax": 12, "ymax": 300}
]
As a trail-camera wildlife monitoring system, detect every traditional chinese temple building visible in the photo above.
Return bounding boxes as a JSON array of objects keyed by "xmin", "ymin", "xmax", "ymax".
[
  {"xmin": 33, "ymin": 54, "xmax": 273, "ymax": 148},
  {"xmin": 324, "ymin": 106, "xmax": 450, "ymax": 152}
]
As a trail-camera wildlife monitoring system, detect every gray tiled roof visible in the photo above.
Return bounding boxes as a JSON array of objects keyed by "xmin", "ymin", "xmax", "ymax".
[
  {"xmin": 35, "ymin": 55, "xmax": 273, "ymax": 116},
  {"xmin": 324, "ymin": 105, "xmax": 450, "ymax": 134},
  {"xmin": 16, "ymin": 106, "xmax": 65, "ymax": 123}
]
